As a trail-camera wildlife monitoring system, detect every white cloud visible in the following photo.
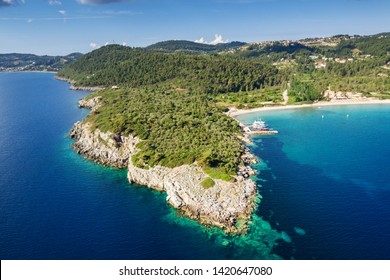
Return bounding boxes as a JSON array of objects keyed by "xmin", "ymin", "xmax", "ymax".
[
  {"xmin": 0, "ymin": 0, "xmax": 26, "ymax": 6},
  {"xmin": 195, "ymin": 37, "xmax": 207, "ymax": 44},
  {"xmin": 58, "ymin": 10, "xmax": 66, "ymax": 15},
  {"xmin": 90, "ymin": 41, "xmax": 126, "ymax": 49},
  {"xmin": 0, "ymin": 0, "xmax": 14, "ymax": 7},
  {"xmin": 0, "ymin": 15, "xmax": 110, "ymax": 21},
  {"xmin": 48, "ymin": 0, "xmax": 62, "ymax": 5},
  {"xmin": 210, "ymin": 34, "xmax": 228, "ymax": 45},
  {"xmin": 195, "ymin": 34, "xmax": 229, "ymax": 45},
  {"xmin": 27, "ymin": 18, "xmax": 33, "ymax": 23},
  {"xmin": 90, "ymin": 42, "xmax": 99, "ymax": 49},
  {"xmin": 100, "ymin": 9, "xmax": 141, "ymax": 15},
  {"xmin": 78, "ymin": 0, "xmax": 132, "ymax": 4}
]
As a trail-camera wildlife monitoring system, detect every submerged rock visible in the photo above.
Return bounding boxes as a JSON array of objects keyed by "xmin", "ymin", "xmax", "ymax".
[
  {"xmin": 281, "ymin": 231, "xmax": 292, "ymax": 243},
  {"xmin": 294, "ymin": 227, "xmax": 306, "ymax": 236}
]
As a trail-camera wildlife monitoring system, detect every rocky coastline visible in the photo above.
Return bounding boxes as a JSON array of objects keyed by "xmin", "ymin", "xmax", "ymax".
[
  {"xmin": 70, "ymin": 96, "xmax": 259, "ymax": 234},
  {"xmin": 56, "ymin": 76, "xmax": 104, "ymax": 92}
]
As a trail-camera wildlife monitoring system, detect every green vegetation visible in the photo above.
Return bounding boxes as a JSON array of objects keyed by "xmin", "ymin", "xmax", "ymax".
[
  {"xmin": 146, "ymin": 40, "xmax": 246, "ymax": 53},
  {"xmin": 213, "ymin": 86, "xmax": 284, "ymax": 109},
  {"xmin": 202, "ymin": 166, "xmax": 234, "ymax": 181},
  {"xmin": 201, "ymin": 177, "xmax": 215, "ymax": 189},
  {"xmin": 291, "ymin": 55, "xmax": 390, "ymax": 96},
  {"xmin": 0, "ymin": 53, "xmax": 82, "ymax": 72},
  {"xmin": 59, "ymin": 45, "xmax": 284, "ymax": 179},
  {"xmin": 289, "ymin": 80, "xmax": 322, "ymax": 102},
  {"xmin": 58, "ymin": 45, "xmax": 279, "ymax": 94},
  {"xmin": 58, "ymin": 32, "xmax": 390, "ymax": 179},
  {"xmin": 84, "ymin": 87, "xmax": 243, "ymax": 179},
  {"xmin": 236, "ymin": 33, "xmax": 390, "ymax": 63},
  {"xmin": 237, "ymin": 42, "xmax": 313, "ymax": 60},
  {"xmin": 331, "ymin": 33, "xmax": 390, "ymax": 57}
]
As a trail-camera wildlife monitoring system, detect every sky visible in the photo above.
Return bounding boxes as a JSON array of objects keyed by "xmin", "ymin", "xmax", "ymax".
[{"xmin": 0, "ymin": 0, "xmax": 389, "ymax": 55}]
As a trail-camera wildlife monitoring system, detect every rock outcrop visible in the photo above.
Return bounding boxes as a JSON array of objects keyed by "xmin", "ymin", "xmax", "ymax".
[
  {"xmin": 69, "ymin": 96, "xmax": 258, "ymax": 233},
  {"xmin": 78, "ymin": 96, "xmax": 102, "ymax": 112},
  {"xmin": 127, "ymin": 160, "xmax": 256, "ymax": 233},
  {"xmin": 70, "ymin": 121, "xmax": 140, "ymax": 168}
]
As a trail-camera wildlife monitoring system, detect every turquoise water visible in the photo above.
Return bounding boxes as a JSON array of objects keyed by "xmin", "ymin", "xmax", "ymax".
[
  {"xmin": 238, "ymin": 105, "xmax": 390, "ymax": 259},
  {"xmin": 0, "ymin": 73, "xmax": 280, "ymax": 260}
]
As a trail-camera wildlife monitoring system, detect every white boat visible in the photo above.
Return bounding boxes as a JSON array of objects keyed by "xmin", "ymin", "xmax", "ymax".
[
  {"xmin": 252, "ymin": 120, "xmax": 267, "ymax": 130},
  {"xmin": 247, "ymin": 119, "xmax": 278, "ymax": 135}
]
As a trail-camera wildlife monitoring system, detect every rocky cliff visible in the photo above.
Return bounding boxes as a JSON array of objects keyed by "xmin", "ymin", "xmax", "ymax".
[
  {"xmin": 70, "ymin": 97, "xmax": 258, "ymax": 233},
  {"xmin": 70, "ymin": 121, "xmax": 140, "ymax": 168},
  {"xmin": 127, "ymin": 160, "xmax": 257, "ymax": 233}
]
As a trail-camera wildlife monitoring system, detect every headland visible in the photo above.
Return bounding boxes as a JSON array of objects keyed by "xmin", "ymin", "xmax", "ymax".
[{"xmin": 70, "ymin": 96, "xmax": 258, "ymax": 234}]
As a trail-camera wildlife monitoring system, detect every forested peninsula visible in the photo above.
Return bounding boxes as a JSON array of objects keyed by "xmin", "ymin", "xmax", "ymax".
[
  {"xmin": 59, "ymin": 45, "xmax": 275, "ymax": 233},
  {"xmin": 58, "ymin": 32, "xmax": 390, "ymax": 233}
]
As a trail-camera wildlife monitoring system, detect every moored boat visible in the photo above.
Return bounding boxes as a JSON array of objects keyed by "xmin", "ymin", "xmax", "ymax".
[{"xmin": 247, "ymin": 119, "xmax": 278, "ymax": 135}]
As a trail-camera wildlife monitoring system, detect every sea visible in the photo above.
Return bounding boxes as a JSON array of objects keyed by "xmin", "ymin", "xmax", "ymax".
[{"xmin": 1, "ymin": 72, "xmax": 389, "ymax": 260}]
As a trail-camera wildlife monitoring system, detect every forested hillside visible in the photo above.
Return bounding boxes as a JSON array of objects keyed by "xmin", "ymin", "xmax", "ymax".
[
  {"xmin": 58, "ymin": 32, "xmax": 390, "ymax": 178},
  {"xmin": 0, "ymin": 53, "xmax": 83, "ymax": 72},
  {"xmin": 58, "ymin": 45, "xmax": 280, "ymax": 93},
  {"xmin": 332, "ymin": 33, "xmax": 390, "ymax": 57},
  {"xmin": 235, "ymin": 33, "xmax": 390, "ymax": 102},
  {"xmin": 238, "ymin": 33, "xmax": 390, "ymax": 62},
  {"xmin": 146, "ymin": 40, "xmax": 246, "ymax": 52},
  {"xmin": 59, "ymin": 45, "xmax": 283, "ymax": 179},
  {"xmin": 84, "ymin": 87, "xmax": 242, "ymax": 180}
]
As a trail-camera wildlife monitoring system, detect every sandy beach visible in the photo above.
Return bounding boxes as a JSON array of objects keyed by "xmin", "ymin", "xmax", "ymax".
[{"xmin": 228, "ymin": 98, "xmax": 390, "ymax": 117}]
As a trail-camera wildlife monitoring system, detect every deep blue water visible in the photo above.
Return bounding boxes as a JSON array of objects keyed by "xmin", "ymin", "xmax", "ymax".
[
  {"xmin": 0, "ymin": 72, "xmax": 279, "ymax": 260},
  {"xmin": 1, "ymin": 73, "xmax": 389, "ymax": 260},
  {"xmin": 238, "ymin": 106, "xmax": 390, "ymax": 259}
]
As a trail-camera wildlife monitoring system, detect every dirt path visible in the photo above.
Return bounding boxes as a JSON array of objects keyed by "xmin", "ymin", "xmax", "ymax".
[{"xmin": 282, "ymin": 89, "xmax": 288, "ymax": 105}]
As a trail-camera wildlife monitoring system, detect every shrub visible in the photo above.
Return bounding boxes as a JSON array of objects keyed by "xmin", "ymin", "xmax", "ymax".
[{"xmin": 201, "ymin": 177, "xmax": 215, "ymax": 189}]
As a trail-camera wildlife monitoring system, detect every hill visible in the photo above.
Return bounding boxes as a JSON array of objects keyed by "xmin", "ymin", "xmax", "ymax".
[
  {"xmin": 0, "ymin": 53, "xmax": 83, "ymax": 72},
  {"xmin": 57, "ymin": 32, "xmax": 389, "ymax": 232},
  {"xmin": 238, "ymin": 32, "xmax": 390, "ymax": 61},
  {"xmin": 146, "ymin": 40, "xmax": 246, "ymax": 53},
  {"xmin": 57, "ymin": 32, "xmax": 390, "ymax": 165},
  {"xmin": 58, "ymin": 44, "xmax": 279, "ymax": 94},
  {"xmin": 333, "ymin": 33, "xmax": 390, "ymax": 57},
  {"xmin": 58, "ymin": 44, "xmax": 284, "ymax": 180}
]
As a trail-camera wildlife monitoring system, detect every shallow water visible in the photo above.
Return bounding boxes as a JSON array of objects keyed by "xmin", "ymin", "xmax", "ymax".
[{"xmin": 238, "ymin": 106, "xmax": 390, "ymax": 259}]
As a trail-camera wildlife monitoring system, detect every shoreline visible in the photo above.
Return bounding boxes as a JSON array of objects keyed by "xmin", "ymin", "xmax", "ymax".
[
  {"xmin": 55, "ymin": 75, "xmax": 104, "ymax": 92},
  {"xmin": 228, "ymin": 98, "xmax": 390, "ymax": 117},
  {"xmin": 69, "ymin": 94, "xmax": 258, "ymax": 234},
  {"xmin": 0, "ymin": 70, "xmax": 58, "ymax": 74},
  {"xmin": 59, "ymin": 74, "xmax": 390, "ymax": 234}
]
